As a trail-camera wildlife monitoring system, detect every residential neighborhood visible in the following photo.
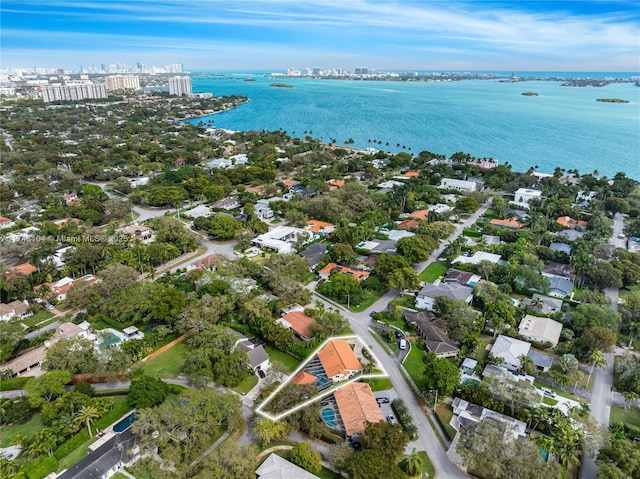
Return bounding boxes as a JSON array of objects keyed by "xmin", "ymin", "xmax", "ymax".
[{"xmin": 0, "ymin": 90, "xmax": 638, "ymax": 479}]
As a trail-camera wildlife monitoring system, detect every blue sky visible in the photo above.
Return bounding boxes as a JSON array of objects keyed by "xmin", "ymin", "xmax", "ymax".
[{"xmin": 1, "ymin": 0, "xmax": 639, "ymax": 71}]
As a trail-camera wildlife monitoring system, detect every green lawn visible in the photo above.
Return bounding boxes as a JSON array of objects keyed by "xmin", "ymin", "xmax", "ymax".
[
  {"xmin": 403, "ymin": 340, "xmax": 427, "ymax": 391},
  {"xmin": 351, "ymin": 290, "xmax": 385, "ymax": 312},
  {"xmin": 435, "ymin": 403, "xmax": 457, "ymax": 441},
  {"xmin": 21, "ymin": 310, "xmax": 54, "ymax": 327},
  {"xmin": 232, "ymin": 373, "xmax": 259, "ymax": 395},
  {"xmin": 419, "ymin": 261, "xmax": 448, "ymax": 283},
  {"xmin": 265, "ymin": 345, "xmax": 301, "ymax": 374},
  {"xmin": 610, "ymin": 406, "xmax": 640, "ymax": 428},
  {"xmin": 273, "ymin": 450, "xmax": 340, "ymax": 479},
  {"xmin": 364, "ymin": 377, "xmax": 393, "ymax": 392},
  {"xmin": 417, "ymin": 450, "xmax": 436, "ymax": 478},
  {"xmin": 532, "ymin": 380, "xmax": 582, "ymax": 402},
  {"xmin": 543, "ymin": 397, "xmax": 559, "ymax": 406},
  {"xmin": 0, "ymin": 412, "xmax": 43, "ymax": 447},
  {"xmin": 470, "ymin": 333, "xmax": 494, "ymax": 364},
  {"xmin": 57, "ymin": 435, "xmax": 99, "ymax": 472},
  {"xmin": 142, "ymin": 341, "xmax": 188, "ymax": 378},
  {"xmin": 371, "ymin": 328, "xmax": 399, "ymax": 353}
]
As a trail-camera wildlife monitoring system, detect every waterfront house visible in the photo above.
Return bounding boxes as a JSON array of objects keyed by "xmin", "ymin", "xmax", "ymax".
[{"xmin": 439, "ymin": 178, "xmax": 477, "ymax": 192}]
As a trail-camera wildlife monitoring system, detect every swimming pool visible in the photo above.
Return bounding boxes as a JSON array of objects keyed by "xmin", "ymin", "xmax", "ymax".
[
  {"xmin": 321, "ymin": 408, "xmax": 339, "ymax": 428},
  {"xmin": 113, "ymin": 413, "xmax": 136, "ymax": 433},
  {"xmin": 313, "ymin": 371, "xmax": 331, "ymax": 389},
  {"xmin": 462, "ymin": 378, "xmax": 480, "ymax": 386},
  {"xmin": 101, "ymin": 333, "xmax": 121, "ymax": 347}
]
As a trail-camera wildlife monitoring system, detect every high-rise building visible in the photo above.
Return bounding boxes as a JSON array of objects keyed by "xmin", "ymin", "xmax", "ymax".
[
  {"xmin": 105, "ymin": 75, "xmax": 141, "ymax": 91},
  {"xmin": 41, "ymin": 82, "xmax": 107, "ymax": 102},
  {"xmin": 168, "ymin": 76, "xmax": 192, "ymax": 96}
]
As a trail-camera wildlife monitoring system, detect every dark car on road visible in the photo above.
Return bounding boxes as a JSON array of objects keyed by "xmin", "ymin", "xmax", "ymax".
[
  {"xmin": 394, "ymin": 330, "xmax": 404, "ymax": 339},
  {"xmin": 376, "ymin": 397, "xmax": 390, "ymax": 404}
]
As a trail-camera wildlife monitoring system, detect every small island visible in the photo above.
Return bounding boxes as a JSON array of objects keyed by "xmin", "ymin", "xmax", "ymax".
[
  {"xmin": 270, "ymin": 82, "xmax": 294, "ymax": 88},
  {"xmin": 521, "ymin": 92, "xmax": 539, "ymax": 96},
  {"xmin": 597, "ymin": 98, "xmax": 630, "ymax": 103}
]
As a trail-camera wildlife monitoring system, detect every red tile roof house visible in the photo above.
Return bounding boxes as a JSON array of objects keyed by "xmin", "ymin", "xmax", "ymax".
[
  {"xmin": 397, "ymin": 219, "xmax": 420, "ymax": 231},
  {"xmin": 490, "ymin": 218, "xmax": 525, "ymax": 229},
  {"xmin": 277, "ymin": 310, "xmax": 316, "ymax": 340},
  {"xmin": 306, "ymin": 219, "xmax": 335, "ymax": 235},
  {"xmin": 409, "ymin": 209, "xmax": 429, "ymax": 221},
  {"xmin": 556, "ymin": 216, "xmax": 589, "ymax": 230},
  {"xmin": 318, "ymin": 263, "xmax": 370, "ymax": 282},
  {"xmin": 317, "ymin": 339, "xmax": 363, "ymax": 383},
  {"xmin": 333, "ymin": 382, "xmax": 385, "ymax": 437},
  {"xmin": 36, "ymin": 274, "xmax": 101, "ymax": 302},
  {"xmin": 0, "ymin": 216, "xmax": 16, "ymax": 229}
]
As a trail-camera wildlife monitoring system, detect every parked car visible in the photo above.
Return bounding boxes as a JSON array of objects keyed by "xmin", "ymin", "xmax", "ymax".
[
  {"xmin": 369, "ymin": 311, "xmax": 377, "ymax": 317},
  {"xmin": 386, "ymin": 415, "xmax": 397, "ymax": 424},
  {"xmin": 399, "ymin": 339, "xmax": 407, "ymax": 350},
  {"xmin": 257, "ymin": 369, "xmax": 266, "ymax": 379},
  {"xmin": 376, "ymin": 397, "xmax": 390, "ymax": 404},
  {"xmin": 394, "ymin": 330, "xmax": 404, "ymax": 339},
  {"xmin": 541, "ymin": 387, "xmax": 557, "ymax": 398},
  {"xmin": 45, "ymin": 304, "xmax": 54, "ymax": 310},
  {"xmin": 618, "ymin": 233, "xmax": 626, "ymax": 239}
]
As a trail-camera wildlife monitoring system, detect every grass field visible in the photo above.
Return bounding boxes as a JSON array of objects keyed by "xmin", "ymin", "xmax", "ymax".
[
  {"xmin": 403, "ymin": 340, "xmax": 427, "ymax": 391},
  {"xmin": 0, "ymin": 412, "xmax": 43, "ymax": 447},
  {"xmin": 610, "ymin": 406, "xmax": 640, "ymax": 428},
  {"xmin": 417, "ymin": 450, "xmax": 436, "ymax": 478},
  {"xmin": 419, "ymin": 261, "xmax": 448, "ymax": 283},
  {"xmin": 142, "ymin": 341, "xmax": 188, "ymax": 378},
  {"xmin": 21, "ymin": 309, "xmax": 54, "ymax": 327},
  {"xmin": 232, "ymin": 373, "xmax": 259, "ymax": 395},
  {"xmin": 469, "ymin": 333, "xmax": 494, "ymax": 364},
  {"xmin": 364, "ymin": 377, "xmax": 393, "ymax": 392},
  {"xmin": 351, "ymin": 290, "xmax": 384, "ymax": 312},
  {"xmin": 265, "ymin": 345, "xmax": 300, "ymax": 374},
  {"xmin": 435, "ymin": 403, "xmax": 457, "ymax": 441}
]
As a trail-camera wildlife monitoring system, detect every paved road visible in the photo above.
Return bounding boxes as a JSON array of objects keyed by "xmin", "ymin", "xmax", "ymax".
[{"xmin": 581, "ymin": 213, "xmax": 624, "ymax": 479}]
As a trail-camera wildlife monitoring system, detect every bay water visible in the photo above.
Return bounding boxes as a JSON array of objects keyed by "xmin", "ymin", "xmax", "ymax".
[{"xmin": 190, "ymin": 73, "xmax": 640, "ymax": 179}]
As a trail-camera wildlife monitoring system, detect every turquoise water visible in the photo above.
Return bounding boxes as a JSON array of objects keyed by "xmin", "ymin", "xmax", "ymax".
[
  {"xmin": 462, "ymin": 378, "xmax": 480, "ymax": 386},
  {"xmin": 190, "ymin": 73, "xmax": 640, "ymax": 179},
  {"xmin": 113, "ymin": 413, "xmax": 135, "ymax": 433},
  {"xmin": 321, "ymin": 408, "xmax": 339, "ymax": 428},
  {"xmin": 101, "ymin": 333, "xmax": 121, "ymax": 347}
]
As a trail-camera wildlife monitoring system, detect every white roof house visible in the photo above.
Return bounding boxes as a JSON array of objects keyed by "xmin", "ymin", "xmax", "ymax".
[
  {"xmin": 439, "ymin": 178, "xmax": 478, "ymax": 192},
  {"xmin": 512, "ymin": 188, "xmax": 542, "ymax": 209},
  {"xmin": 453, "ymin": 251, "xmax": 502, "ymax": 265},
  {"xmin": 491, "ymin": 335, "xmax": 531, "ymax": 372},
  {"xmin": 252, "ymin": 226, "xmax": 311, "ymax": 254},
  {"xmin": 256, "ymin": 453, "xmax": 320, "ymax": 479},
  {"xmin": 518, "ymin": 314, "xmax": 563, "ymax": 347}
]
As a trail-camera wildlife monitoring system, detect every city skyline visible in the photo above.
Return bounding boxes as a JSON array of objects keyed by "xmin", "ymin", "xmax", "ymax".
[{"xmin": 1, "ymin": 0, "xmax": 639, "ymax": 72}]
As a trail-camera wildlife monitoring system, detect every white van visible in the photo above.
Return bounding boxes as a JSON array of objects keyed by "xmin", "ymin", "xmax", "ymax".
[{"xmin": 399, "ymin": 339, "xmax": 407, "ymax": 350}]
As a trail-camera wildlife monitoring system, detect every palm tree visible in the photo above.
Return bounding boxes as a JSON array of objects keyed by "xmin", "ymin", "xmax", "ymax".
[
  {"xmin": 622, "ymin": 391, "xmax": 639, "ymax": 410},
  {"xmin": 626, "ymin": 321, "xmax": 640, "ymax": 349},
  {"xmin": 586, "ymin": 349, "xmax": 607, "ymax": 389},
  {"xmin": 400, "ymin": 448, "xmax": 424, "ymax": 478},
  {"xmin": 75, "ymin": 405, "xmax": 100, "ymax": 438},
  {"xmin": 572, "ymin": 370, "xmax": 585, "ymax": 394}
]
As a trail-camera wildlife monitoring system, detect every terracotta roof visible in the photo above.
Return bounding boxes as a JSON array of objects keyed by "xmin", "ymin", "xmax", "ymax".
[
  {"xmin": 282, "ymin": 311, "xmax": 316, "ymax": 340},
  {"xmin": 556, "ymin": 216, "xmax": 589, "ymax": 228},
  {"xmin": 326, "ymin": 179, "xmax": 345, "ymax": 188},
  {"xmin": 282, "ymin": 179, "xmax": 300, "ymax": 188},
  {"xmin": 402, "ymin": 171, "xmax": 420, "ymax": 177},
  {"xmin": 9, "ymin": 263, "xmax": 38, "ymax": 276},
  {"xmin": 398, "ymin": 219, "xmax": 419, "ymax": 230},
  {"xmin": 409, "ymin": 210, "xmax": 429, "ymax": 221},
  {"xmin": 307, "ymin": 220, "xmax": 334, "ymax": 233},
  {"xmin": 0, "ymin": 216, "xmax": 13, "ymax": 224},
  {"xmin": 291, "ymin": 370, "xmax": 318, "ymax": 385},
  {"xmin": 318, "ymin": 340, "xmax": 362, "ymax": 378},
  {"xmin": 333, "ymin": 382, "xmax": 384, "ymax": 436},
  {"xmin": 490, "ymin": 218, "xmax": 524, "ymax": 229},
  {"xmin": 318, "ymin": 263, "xmax": 370, "ymax": 281}
]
